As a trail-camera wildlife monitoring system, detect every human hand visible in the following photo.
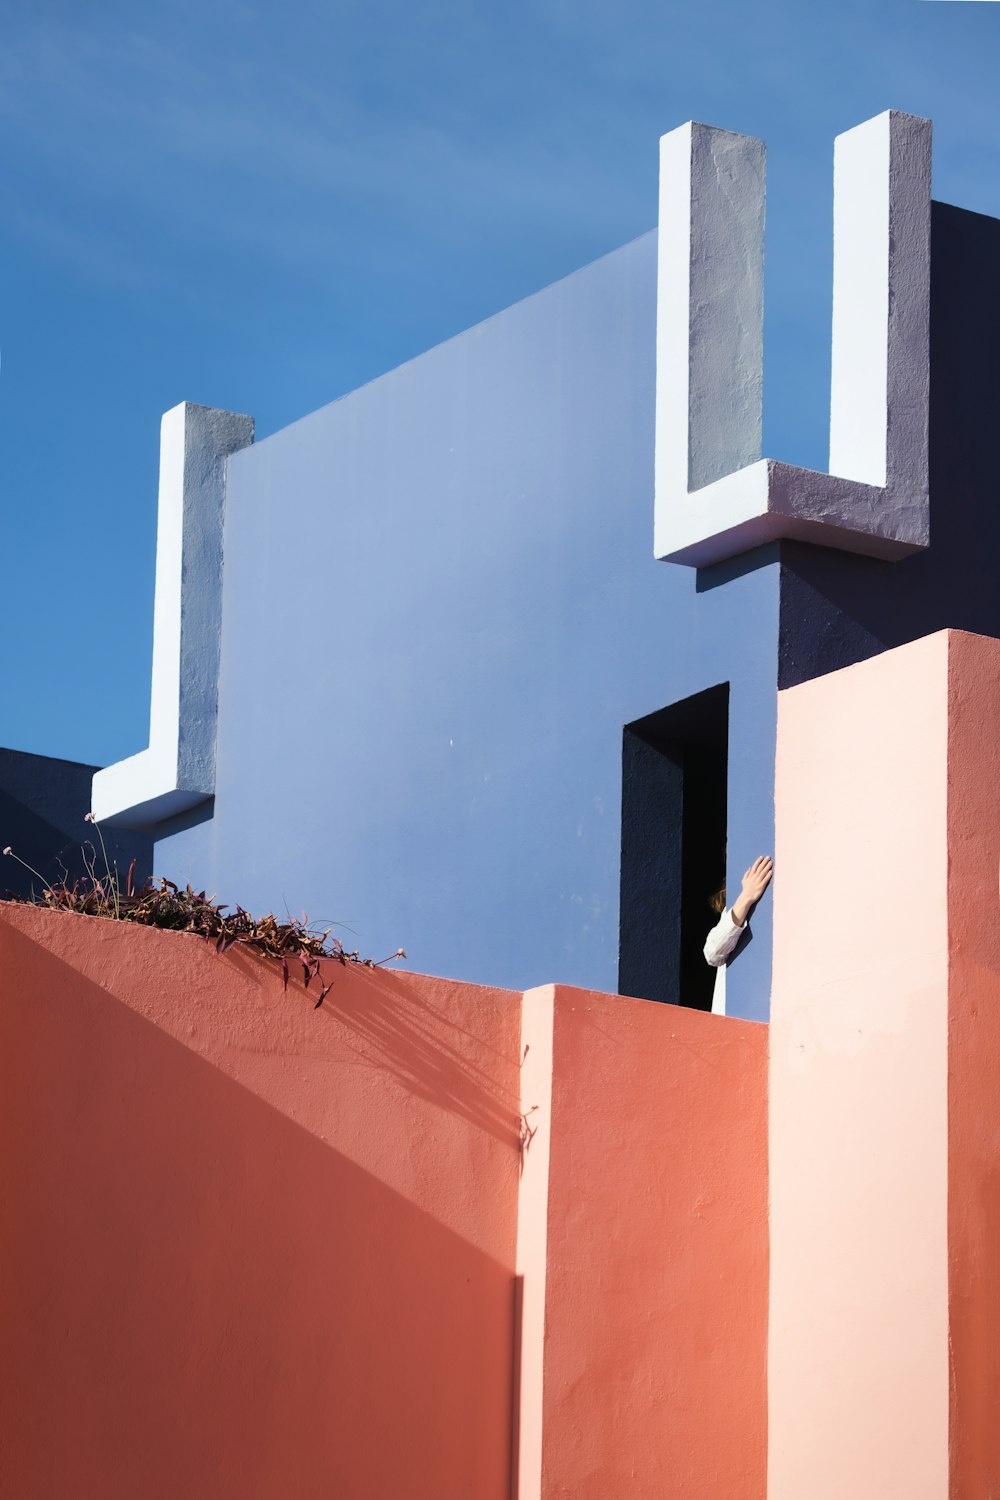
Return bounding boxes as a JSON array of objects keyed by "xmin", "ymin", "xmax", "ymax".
[{"xmin": 731, "ymin": 855, "xmax": 772, "ymax": 926}]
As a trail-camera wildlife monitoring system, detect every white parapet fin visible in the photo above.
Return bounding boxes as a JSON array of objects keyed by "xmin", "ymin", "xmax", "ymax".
[
  {"xmin": 655, "ymin": 110, "xmax": 931, "ymax": 568},
  {"xmin": 92, "ymin": 401, "xmax": 254, "ymax": 827}
]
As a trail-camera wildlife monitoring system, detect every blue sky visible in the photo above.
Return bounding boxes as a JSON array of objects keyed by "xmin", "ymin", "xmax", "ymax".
[{"xmin": 1, "ymin": 0, "xmax": 998, "ymax": 766}]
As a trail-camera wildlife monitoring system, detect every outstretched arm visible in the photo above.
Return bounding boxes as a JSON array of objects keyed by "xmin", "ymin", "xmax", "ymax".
[{"xmin": 703, "ymin": 854, "xmax": 773, "ymax": 968}]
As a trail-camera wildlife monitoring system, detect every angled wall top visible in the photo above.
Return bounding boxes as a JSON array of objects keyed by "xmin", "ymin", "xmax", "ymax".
[{"xmin": 655, "ymin": 110, "xmax": 931, "ymax": 567}]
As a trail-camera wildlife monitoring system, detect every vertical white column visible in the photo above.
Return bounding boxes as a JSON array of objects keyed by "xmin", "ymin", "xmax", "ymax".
[
  {"xmin": 93, "ymin": 401, "xmax": 253, "ymax": 825},
  {"xmin": 829, "ymin": 110, "xmax": 931, "ymax": 503},
  {"xmin": 166, "ymin": 403, "xmax": 255, "ymax": 793},
  {"xmin": 656, "ymin": 122, "xmax": 765, "ymax": 513}
]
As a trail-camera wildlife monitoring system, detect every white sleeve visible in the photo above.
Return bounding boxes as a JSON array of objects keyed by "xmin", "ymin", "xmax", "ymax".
[{"xmin": 703, "ymin": 907, "xmax": 746, "ymax": 968}]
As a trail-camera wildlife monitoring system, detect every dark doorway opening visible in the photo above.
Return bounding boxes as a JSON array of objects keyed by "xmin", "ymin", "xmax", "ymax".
[{"xmin": 618, "ymin": 684, "xmax": 729, "ymax": 1009}]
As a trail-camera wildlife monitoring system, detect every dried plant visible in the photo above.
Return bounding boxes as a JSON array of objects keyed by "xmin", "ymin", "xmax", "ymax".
[{"xmin": 3, "ymin": 819, "xmax": 405, "ymax": 1009}]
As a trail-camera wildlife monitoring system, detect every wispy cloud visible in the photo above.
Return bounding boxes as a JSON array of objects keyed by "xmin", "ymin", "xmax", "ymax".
[{"xmin": 0, "ymin": 2, "xmax": 652, "ymax": 296}]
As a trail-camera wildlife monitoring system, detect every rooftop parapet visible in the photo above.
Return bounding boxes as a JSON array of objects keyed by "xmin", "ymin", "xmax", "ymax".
[{"xmin": 655, "ymin": 110, "xmax": 931, "ymax": 566}]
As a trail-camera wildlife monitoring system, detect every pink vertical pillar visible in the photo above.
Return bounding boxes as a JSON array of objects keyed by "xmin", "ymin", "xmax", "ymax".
[{"xmin": 769, "ymin": 630, "xmax": 1000, "ymax": 1499}]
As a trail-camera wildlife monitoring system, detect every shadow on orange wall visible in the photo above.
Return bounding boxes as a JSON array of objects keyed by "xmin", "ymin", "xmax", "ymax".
[
  {"xmin": 0, "ymin": 915, "xmax": 519, "ymax": 1500},
  {"xmin": 318, "ymin": 964, "xmax": 523, "ymax": 1147}
]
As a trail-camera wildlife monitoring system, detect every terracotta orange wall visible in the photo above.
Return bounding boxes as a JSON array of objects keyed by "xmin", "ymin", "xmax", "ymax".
[
  {"xmin": 0, "ymin": 905, "xmax": 522, "ymax": 1500},
  {"xmin": 520, "ymin": 984, "xmax": 769, "ymax": 1500},
  {"xmin": 946, "ymin": 631, "xmax": 1000, "ymax": 1499},
  {"xmin": 22, "ymin": 633, "xmax": 1000, "ymax": 1498}
]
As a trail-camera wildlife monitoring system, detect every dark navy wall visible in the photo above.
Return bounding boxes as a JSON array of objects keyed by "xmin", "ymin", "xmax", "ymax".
[
  {"xmin": 778, "ymin": 203, "xmax": 1000, "ymax": 687},
  {"xmin": 0, "ymin": 748, "xmax": 151, "ymax": 900},
  {"xmin": 155, "ymin": 232, "xmax": 781, "ymax": 1020}
]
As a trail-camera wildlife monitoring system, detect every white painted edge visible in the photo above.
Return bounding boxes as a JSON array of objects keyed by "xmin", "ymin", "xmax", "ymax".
[
  {"xmin": 830, "ymin": 111, "xmax": 931, "ymax": 501},
  {"xmin": 92, "ymin": 402, "xmax": 254, "ymax": 827},
  {"xmin": 655, "ymin": 123, "xmax": 764, "ymax": 505},
  {"xmin": 829, "ymin": 113, "xmax": 893, "ymax": 486},
  {"xmin": 655, "ymin": 111, "xmax": 932, "ymax": 568}
]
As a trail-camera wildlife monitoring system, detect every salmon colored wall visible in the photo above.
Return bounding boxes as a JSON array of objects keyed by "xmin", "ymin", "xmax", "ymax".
[
  {"xmin": 525, "ymin": 984, "xmax": 769, "ymax": 1500},
  {"xmin": 18, "ymin": 634, "xmax": 1000, "ymax": 1499},
  {"xmin": 0, "ymin": 905, "xmax": 522, "ymax": 1500},
  {"xmin": 770, "ymin": 632, "xmax": 953, "ymax": 1500},
  {"xmin": 946, "ymin": 632, "xmax": 1000, "ymax": 1499}
]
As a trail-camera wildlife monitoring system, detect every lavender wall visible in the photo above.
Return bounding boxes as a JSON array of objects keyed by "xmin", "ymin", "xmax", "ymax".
[{"xmin": 154, "ymin": 233, "xmax": 780, "ymax": 1019}]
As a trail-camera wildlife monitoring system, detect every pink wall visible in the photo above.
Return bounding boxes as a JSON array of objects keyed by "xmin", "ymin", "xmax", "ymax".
[
  {"xmin": 0, "ymin": 905, "xmax": 522, "ymax": 1500},
  {"xmin": 522, "ymin": 984, "xmax": 769, "ymax": 1500},
  {"xmin": 770, "ymin": 629, "xmax": 1000, "ymax": 1499},
  {"xmin": 770, "ymin": 632, "xmax": 951, "ymax": 1498}
]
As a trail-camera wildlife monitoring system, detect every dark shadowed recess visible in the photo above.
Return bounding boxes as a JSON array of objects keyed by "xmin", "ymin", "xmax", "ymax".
[
  {"xmin": 619, "ymin": 684, "xmax": 728, "ymax": 1010},
  {"xmin": 778, "ymin": 203, "xmax": 1000, "ymax": 686},
  {"xmin": 0, "ymin": 747, "xmax": 152, "ymax": 898},
  {"xmin": 693, "ymin": 206, "xmax": 1000, "ymax": 682}
]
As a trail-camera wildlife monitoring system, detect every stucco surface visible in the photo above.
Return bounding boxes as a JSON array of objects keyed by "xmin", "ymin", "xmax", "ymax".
[
  {"xmin": 656, "ymin": 122, "xmax": 765, "ymax": 501},
  {"xmin": 153, "ymin": 232, "xmax": 780, "ymax": 1019},
  {"xmin": 93, "ymin": 403, "xmax": 254, "ymax": 827},
  {"xmin": 656, "ymin": 111, "xmax": 930, "ymax": 566},
  {"xmin": 537, "ymin": 985, "xmax": 768, "ymax": 1498},
  {"xmin": 1, "ymin": 901, "xmax": 773, "ymax": 1496},
  {"xmin": 515, "ymin": 985, "xmax": 555, "ymax": 1500},
  {"xmin": 75, "ymin": 116, "xmax": 1000, "ymax": 1031},
  {"xmin": 0, "ymin": 904, "xmax": 522, "ymax": 1499},
  {"xmin": 770, "ymin": 629, "xmax": 1000, "ymax": 1496},
  {"xmin": 945, "ymin": 632, "xmax": 1000, "ymax": 1497},
  {"xmin": 770, "ymin": 632, "xmax": 951, "ymax": 1499}
]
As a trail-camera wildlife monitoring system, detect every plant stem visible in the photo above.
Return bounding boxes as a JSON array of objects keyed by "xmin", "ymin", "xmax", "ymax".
[
  {"xmin": 87, "ymin": 816, "xmax": 120, "ymax": 920},
  {"xmin": 2, "ymin": 849, "xmax": 54, "ymax": 896}
]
